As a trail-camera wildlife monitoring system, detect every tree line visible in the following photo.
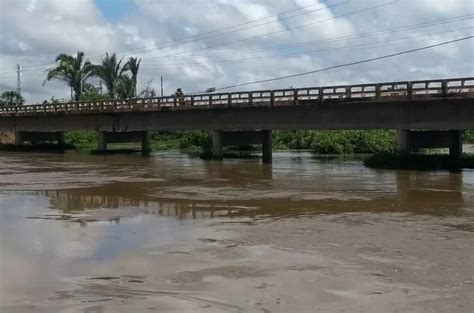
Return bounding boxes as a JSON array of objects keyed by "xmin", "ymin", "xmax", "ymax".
[
  {"xmin": 44, "ymin": 51, "xmax": 148, "ymax": 101},
  {"xmin": 0, "ymin": 51, "xmax": 154, "ymax": 107}
]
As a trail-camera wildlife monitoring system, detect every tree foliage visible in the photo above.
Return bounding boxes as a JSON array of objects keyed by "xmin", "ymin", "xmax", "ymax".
[
  {"xmin": 44, "ymin": 51, "xmax": 94, "ymax": 101},
  {"xmin": 0, "ymin": 90, "xmax": 25, "ymax": 106},
  {"xmin": 92, "ymin": 53, "xmax": 124, "ymax": 99},
  {"xmin": 273, "ymin": 130, "xmax": 396, "ymax": 154},
  {"xmin": 123, "ymin": 57, "xmax": 141, "ymax": 98},
  {"xmin": 45, "ymin": 51, "xmax": 144, "ymax": 101}
]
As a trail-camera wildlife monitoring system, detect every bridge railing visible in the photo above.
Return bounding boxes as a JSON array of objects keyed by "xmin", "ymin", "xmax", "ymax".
[{"xmin": 1, "ymin": 77, "xmax": 473, "ymax": 117}]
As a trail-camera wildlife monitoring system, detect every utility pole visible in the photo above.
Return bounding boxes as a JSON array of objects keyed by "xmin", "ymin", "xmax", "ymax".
[
  {"xmin": 160, "ymin": 76, "xmax": 164, "ymax": 97},
  {"xmin": 16, "ymin": 64, "xmax": 22, "ymax": 94},
  {"xmin": 16, "ymin": 64, "xmax": 22, "ymax": 105}
]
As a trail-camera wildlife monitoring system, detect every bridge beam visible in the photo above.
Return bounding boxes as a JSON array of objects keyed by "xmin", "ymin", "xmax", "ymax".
[
  {"xmin": 397, "ymin": 129, "xmax": 463, "ymax": 159},
  {"xmin": 96, "ymin": 131, "xmax": 151, "ymax": 154},
  {"xmin": 211, "ymin": 130, "xmax": 273, "ymax": 163},
  {"xmin": 14, "ymin": 131, "xmax": 65, "ymax": 146}
]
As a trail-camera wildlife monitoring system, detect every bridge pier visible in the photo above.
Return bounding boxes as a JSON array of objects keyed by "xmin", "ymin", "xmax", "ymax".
[
  {"xmin": 397, "ymin": 129, "xmax": 463, "ymax": 159},
  {"xmin": 96, "ymin": 131, "xmax": 151, "ymax": 154},
  {"xmin": 211, "ymin": 130, "xmax": 273, "ymax": 163},
  {"xmin": 211, "ymin": 130, "xmax": 223, "ymax": 159},
  {"xmin": 262, "ymin": 130, "xmax": 273, "ymax": 164},
  {"xmin": 15, "ymin": 131, "xmax": 65, "ymax": 146}
]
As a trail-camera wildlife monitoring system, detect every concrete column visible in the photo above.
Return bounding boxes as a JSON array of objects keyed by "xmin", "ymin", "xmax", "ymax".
[
  {"xmin": 262, "ymin": 130, "xmax": 273, "ymax": 164},
  {"xmin": 14, "ymin": 132, "xmax": 23, "ymax": 146},
  {"xmin": 57, "ymin": 132, "xmax": 65, "ymax": 146},
  {"xmin": 97, "ymin": 131, "xmax": 107, "ymax": 152},
  {"xmin": 141, "ymin": 131, "xmax": 151, "ymax": 154},
  {"xmin": 449, "ymin": 130, "xmax": 463, "ymax": 160},
  {"xmin": 211, "ymin": 130, "xmax": 223, "ymax": 159},
  {"xmin": 396, "ymin": 129, "xmax": 410, "ymax": 154}
]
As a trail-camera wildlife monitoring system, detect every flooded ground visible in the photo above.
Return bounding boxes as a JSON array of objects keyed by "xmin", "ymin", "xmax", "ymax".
[{"xmin": 0, "ymin": 151, "xmax": 473, "ymax": 313}]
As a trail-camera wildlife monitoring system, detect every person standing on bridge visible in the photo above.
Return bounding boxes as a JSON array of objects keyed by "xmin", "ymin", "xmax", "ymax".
[{"xmin": 175, "ymin": 88, "xmax": 185, "ymax": 106}]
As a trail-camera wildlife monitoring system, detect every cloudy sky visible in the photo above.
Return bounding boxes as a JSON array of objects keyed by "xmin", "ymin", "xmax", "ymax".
[{"xmin": 0, "ymin": 0, "xmax": 473, "ymax": 104}]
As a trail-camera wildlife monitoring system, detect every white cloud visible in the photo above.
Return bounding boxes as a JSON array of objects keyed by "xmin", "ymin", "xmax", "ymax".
[{"xmin": 0, "ymin": 0, "xmax": 473, "ymax": 104}]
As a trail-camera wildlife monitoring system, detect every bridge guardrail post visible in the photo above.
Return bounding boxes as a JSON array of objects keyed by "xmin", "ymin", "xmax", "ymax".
[
  {"xmin": 173, "ymin": 95, "xmax": 177, "ymax": 107},
  {"xmin": 293, "ymin": 90, "xmax": 298, "ymax": 105},
  {"xmin": 407, "ymin": 82, "xmax": 413, "ymax": 99},
  {"xmin": 375, "ymin": 84, "xmax": 381, "ymax": 101},
  {"xmin": 318, "ymin": 88, "xmax": 324, "ymax": 103},
  {"xmin": 249, "ymin": 93, "xmax": 253, "ymax": 107},
  {"xmin": 345, "ymin": 86, "xmax": 351, "ymax": 99},
  {"xmin": 209, "ymin": 95, "xmax": 213, "ymax": 108},
  {"xmin": 227, "ymin": 93, "xmax": 231, "ymax": 107},
  {"xmin": 270, "ymin": 91, "xmax": 274, "ymax": 106},
  {"xmin": 441, "ymin": 80, "xmax": 448, "ymax": 97},
  {"xmin": 191, "ymin": 95, "xmax": 195, "ymax": 107}
]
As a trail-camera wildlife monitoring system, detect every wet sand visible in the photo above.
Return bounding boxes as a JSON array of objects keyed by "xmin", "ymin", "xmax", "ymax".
[{"xmin": 0, "ymin": 151, "xmax": 473, "ymax": 312}]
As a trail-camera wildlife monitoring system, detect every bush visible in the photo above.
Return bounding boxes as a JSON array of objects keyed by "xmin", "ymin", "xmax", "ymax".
[
  {"xmin": 464, "ymin": 130, "xmax": 474, "ymax": 143},
  {"xmin": 65, "ymin": 131, "xmax": 96, "ymax": 147},
  {"xmin": 178, "ymin": 131, "xmax": 212, "ymax": 150},
  {"xmin": 273, "ymin": 130, "xmax": 396, "ymax": 154}
]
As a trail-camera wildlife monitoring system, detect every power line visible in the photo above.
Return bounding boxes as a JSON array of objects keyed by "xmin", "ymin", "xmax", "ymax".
[
  {"xmin": 145, "ymin": 32, "xmax": 473, "ymax": 71},
  {"xmin": 0, "ymin": 0, "xmax": 397, "ymax": 75},
  {"xmin": 2, "ymin": 25, "xmax": 471, "ymax": 79},
  {"xmin": 140, "ymin": 1, "xmax": 399, "ymax": 60},
  {"xmin": 0, "ymin": 0, "xmax": 349, "ymax": 65},
  {"xmin": 144, "ymin": 14, "xmax": 474, "ymax": 62},
  {"xmin": 206, "ymin": 35, "xmax": 473, "ymax": 92},
  {"xmin": 5, "ymin": 13, "xmax": 471, "ymax": 75},
  {"xmin": 140, "ymin": 26, "xmax": 473, "ymax": 69},
  {"xmin": 121, "ymin": 0, "xmax": 351, "ymax": 53}
]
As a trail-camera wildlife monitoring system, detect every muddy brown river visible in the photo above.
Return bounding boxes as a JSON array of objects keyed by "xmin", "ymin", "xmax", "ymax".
[{"xmin": 0, "ymin": 151, "xmax": 473, "ymax": 313}]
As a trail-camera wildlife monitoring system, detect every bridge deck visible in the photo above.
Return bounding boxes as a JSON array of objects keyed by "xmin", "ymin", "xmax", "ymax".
[{"xmin": 1, "ymin": 77, "xmax": 473, "ymax": 117}]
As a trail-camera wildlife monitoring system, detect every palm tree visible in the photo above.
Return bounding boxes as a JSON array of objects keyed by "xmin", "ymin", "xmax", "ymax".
[
  {"xmin": 123, "ymin": 57, "xmax": 141, "ymax": 98},
  {"xmin": 93, "ymin": 53, "xmax": 124, "ymax": 99},
  {"xmin": 116, "ymin": 75, "xmax": 134, "ymax": 99},
  {"xmin": 44, "ymin": 51, "xmax": 94, "ymax": 101}
]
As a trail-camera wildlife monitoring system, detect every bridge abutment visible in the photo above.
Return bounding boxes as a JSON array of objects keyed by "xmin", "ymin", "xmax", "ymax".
[
  {"xmin": 396, "ymin": 129, "xmax": 463, "ymax": 159},
  {"xmin": 15, "ymin": 131, "xmax": 65, "ymax": 146},
  {"xmin": 211, "ymin": 130, "xmax": 273, "ymax": 163},
  {"xmin": 96, "ymin": 131, "xmax": 151, "ymax": 154}
]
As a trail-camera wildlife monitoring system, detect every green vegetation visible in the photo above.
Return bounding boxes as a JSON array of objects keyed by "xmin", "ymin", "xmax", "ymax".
[
  {"xmin": 464, "ymin": 130, "xmax": 474, "ymax": 143},
  {"xmin": 64, "ymin": 131, "xmax": 97, "ymax": 149},
  {"xmin": 177, "ymin": 131, "xmax": 212, "ymax": 150},
  {"xmin": 273, "ymin": 130, "xmax": 396, "ymax": 154},
  {"xmin": 42, "ymin": 51, "xmax": 149, "ymax": 103},
  {"xmin": 365, "ymin": 153, "xmax": 474, "ymax": 171},
  {"xmin": 0, "ymin": 90, "xmax": 24, "ymax": 106},
  {"xmin": 44, "ymin": 51, "xmax": 94, "ymax": 101},
  {"xmin": 59, "ymin": 130, "xmax": 212, "ymax": 152},
  {"xmin": 40, "ymin": 129, "xmax": 399, "ymax": 155}
]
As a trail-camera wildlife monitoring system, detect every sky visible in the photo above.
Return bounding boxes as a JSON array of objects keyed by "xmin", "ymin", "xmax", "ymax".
[{"xmin": 0, "ymin": 0, "xmax": 473, "ymax": 104}]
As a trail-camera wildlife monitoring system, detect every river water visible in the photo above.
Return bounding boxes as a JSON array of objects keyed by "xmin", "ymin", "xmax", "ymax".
[{"xmin": 0, "ymin": 151, "xmax": 473, "ymax": 313}]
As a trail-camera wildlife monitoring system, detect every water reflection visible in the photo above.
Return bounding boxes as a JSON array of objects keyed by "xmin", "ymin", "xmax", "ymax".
[
  {"xmin": 30, "ymin": 166, "xmax": 470, "ymax": 224},
  {"xmin": 1, "ymin": 151, "xmax": 473, "ymax": 226}
]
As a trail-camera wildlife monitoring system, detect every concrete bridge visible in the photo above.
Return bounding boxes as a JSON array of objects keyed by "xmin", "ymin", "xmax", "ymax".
[{"xmin": 1, "ymin": 77, "xmax": 473, "ymax": 163}]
